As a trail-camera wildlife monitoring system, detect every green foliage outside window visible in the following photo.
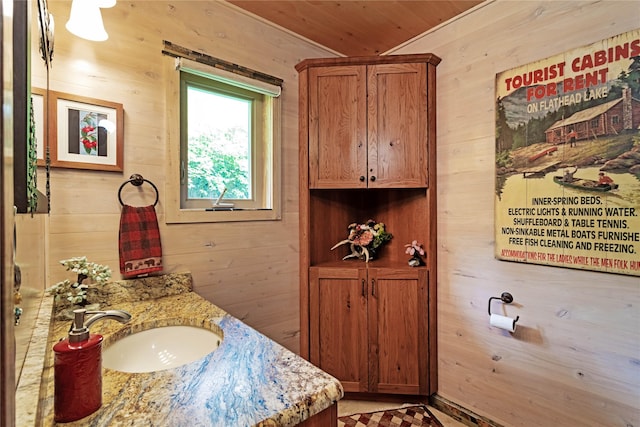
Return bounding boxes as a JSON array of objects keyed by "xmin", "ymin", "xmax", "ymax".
[{"xmin": 187, "ymin": 127, "xmax": 250, "ymax": 200}]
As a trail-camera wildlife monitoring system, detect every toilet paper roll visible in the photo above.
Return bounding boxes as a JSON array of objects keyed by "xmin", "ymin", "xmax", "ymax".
[{"xmin": 490, "ymin": 313, "xmax": 517, "ymax": 332}]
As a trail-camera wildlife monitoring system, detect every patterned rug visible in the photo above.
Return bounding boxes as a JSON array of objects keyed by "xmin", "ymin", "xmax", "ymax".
[{"xmin": 338, "ymin": 405, "xmax": 443, "ymax": 427}]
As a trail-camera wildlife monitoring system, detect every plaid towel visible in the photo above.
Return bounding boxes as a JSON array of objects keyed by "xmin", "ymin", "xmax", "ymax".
[{"xmin": 119, "ymin": 204, "xmax": 163, "ymax": 277}]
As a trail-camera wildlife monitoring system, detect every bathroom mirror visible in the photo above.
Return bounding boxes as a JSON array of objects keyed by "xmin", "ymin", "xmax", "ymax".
[
  {"xmin": 9, "ymin": 0, "xmax": 51, "ymax": 425},
  {"xmin": 14, "ymin": 0, "xmax": 50, "ymax": 215}
]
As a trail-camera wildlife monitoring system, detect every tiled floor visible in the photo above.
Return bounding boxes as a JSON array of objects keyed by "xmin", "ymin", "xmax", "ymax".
[{"xmin": 337, "ymin": 399, "xmax": 466, "ymax": 427}]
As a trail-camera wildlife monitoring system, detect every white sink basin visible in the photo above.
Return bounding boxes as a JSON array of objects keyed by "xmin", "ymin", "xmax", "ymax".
[{"xmin": 102, "ymin": 325, "xmax": 223, "ymax": 373}]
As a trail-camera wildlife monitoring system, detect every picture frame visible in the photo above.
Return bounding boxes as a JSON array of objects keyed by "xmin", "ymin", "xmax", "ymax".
[
  {"xmin": 31, "ymin": 87, "xmax": 47, "ymax": 165},
  {"xmin": 48, "ymin": 90, "xmax": 124, "ymax": 172}
]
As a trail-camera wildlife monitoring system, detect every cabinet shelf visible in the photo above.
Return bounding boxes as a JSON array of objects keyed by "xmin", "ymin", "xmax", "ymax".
[
  {"xmin": 310, "ymin": 259, "xmax": 429, "ymax": 270},
  {"xmin": 308, "ymin": 187, "xmax": 432, "ymax": 266}
]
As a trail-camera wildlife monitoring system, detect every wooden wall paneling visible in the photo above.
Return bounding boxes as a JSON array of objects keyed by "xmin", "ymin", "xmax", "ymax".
[
  {"xmin": 392, "ymin": 1, "xmax": 640, "ymax": 426},
  {"xmin": 29, "ymin": 1, "xmax": 338, "ymax": 368},
  {"xmin": 20, "ymin": 1, "xmax": 639, "ymax": 426}
]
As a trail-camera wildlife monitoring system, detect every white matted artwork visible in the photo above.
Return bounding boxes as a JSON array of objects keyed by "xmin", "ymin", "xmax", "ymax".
[{"xmin": 49, "ymin": 90, "xmax": 124, "ymax": 172}]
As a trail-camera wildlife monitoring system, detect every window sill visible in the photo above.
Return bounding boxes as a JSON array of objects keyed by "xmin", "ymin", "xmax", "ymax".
[{"xmin": 165, "ymin": 208, "xmax": 281, "ymax": 224}]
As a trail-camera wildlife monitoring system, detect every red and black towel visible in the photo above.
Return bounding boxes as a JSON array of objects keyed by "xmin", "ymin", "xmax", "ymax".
[{"xmin": 118, "ymin": 204, "xmax": 163, "ymax": 278}]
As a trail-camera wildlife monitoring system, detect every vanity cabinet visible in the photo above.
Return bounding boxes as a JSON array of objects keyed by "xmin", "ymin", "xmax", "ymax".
[
  {"xmin": 309, "ymin": 266, "xmax": 430, "ymax": 394},
  {"xmin": 297, "ymin": 54, "xmax": 440, "ymax": 397}
]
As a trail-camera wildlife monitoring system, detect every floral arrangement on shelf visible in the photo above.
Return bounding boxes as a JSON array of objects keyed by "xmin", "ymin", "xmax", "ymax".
[
  {"xmin": 405, "ymin": 240, "xmax": 426, "ymax": 267},
  {"xmin": 47, "ymin": 256, "xmax": 112, "ymax": 306},
  {"xmin": 331, "ymin": 219, "xmax": 393, "ymax": 262}
]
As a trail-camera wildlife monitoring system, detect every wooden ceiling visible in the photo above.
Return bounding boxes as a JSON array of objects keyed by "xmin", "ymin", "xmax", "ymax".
[{"xmin": 226, "ymin": 1, "xmax": 485, "ymax": 57}]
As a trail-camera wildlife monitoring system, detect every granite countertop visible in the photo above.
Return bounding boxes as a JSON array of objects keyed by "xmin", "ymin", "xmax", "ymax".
[{"xmin": 24, "ymin": 273, "xmax": 343, "ymax": 426}]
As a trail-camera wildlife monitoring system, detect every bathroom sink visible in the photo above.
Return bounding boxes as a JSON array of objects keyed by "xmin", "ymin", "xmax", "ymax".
[{"xmin": 102, "ymin": 325, "xmax": 223, "ymax": 373}]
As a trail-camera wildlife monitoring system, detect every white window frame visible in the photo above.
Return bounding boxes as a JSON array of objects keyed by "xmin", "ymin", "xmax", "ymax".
[{"xmin": 165, "ymin": 56, "xmax": 281, "ymax": 223}]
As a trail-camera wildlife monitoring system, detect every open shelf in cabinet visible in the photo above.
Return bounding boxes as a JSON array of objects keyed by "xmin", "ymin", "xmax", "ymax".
[{"xmin": 308, "ymin": 188, "xmax": 433, "ymax": 267}]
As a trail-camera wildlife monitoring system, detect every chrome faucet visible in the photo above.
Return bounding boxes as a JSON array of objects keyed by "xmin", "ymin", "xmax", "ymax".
[{"xmin": 68, "ymin": 308, "xmax": 132, "ymax": 343}]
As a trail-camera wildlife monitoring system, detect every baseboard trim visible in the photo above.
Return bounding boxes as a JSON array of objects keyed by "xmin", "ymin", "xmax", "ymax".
[{"xmin": 429, "ymin": 394, "xmax": 503, "ymax": 427}]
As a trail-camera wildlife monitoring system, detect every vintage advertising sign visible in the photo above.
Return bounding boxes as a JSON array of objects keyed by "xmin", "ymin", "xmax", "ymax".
[{"xmin": 495, "ymin": 29, "xmax": 640, "ymax": 276}]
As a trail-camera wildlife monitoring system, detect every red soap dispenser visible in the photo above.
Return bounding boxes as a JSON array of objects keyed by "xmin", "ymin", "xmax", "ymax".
[{"xmin": 53, "ymin": 308, "xmax": 131, "ymax": 423}]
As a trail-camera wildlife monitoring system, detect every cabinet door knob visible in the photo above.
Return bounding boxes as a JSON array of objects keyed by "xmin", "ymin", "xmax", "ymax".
[
  {"xmin": 359, "ymin": 176, "xmax": 365, "ymax": 182},
  {"xmin": 370, "ymin": 176, "xmax": 376, "ymax": 182}
]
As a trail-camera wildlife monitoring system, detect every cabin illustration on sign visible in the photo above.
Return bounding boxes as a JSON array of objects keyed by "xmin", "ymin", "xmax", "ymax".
[{"xmin": 545, "ymin": 88, "xmax": 640, "ymax": 144}]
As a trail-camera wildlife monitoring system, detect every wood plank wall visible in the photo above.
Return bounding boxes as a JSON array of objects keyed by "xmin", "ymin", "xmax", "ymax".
[
  {"xmin": 390, "ymin": 1, "xmax": 640, "ymax": 426},
  {"xmin": 23, "ymin": 1, "xmax": 640, "ymax": 426},
  {"xmin": 29, "ymin": 1, "xmax": 335, "ymax": 353}
]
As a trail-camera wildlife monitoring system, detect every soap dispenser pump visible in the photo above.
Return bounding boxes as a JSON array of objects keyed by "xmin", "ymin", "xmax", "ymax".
[{"xmin": 53, "ymin": 308, "xmax": 131, "ymax": 423}]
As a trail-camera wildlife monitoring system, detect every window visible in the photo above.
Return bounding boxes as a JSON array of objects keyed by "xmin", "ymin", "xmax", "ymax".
[
  {"xmin": 180, "ymin": 73, "xmax": 266, "ymax": 210},
  {"xmin": 165, "ymin": 55, "xmax": 281, "ymax": 223}
]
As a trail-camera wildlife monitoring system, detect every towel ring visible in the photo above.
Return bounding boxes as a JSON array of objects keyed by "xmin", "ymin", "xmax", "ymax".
[{"xmin": 118, "ymin": 174, "xmax": 159, "ymax": 206}]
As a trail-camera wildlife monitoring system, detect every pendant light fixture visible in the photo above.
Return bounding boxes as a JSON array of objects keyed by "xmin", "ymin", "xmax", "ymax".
[
  {"xmin": 65, "ymin": 0, "xmax": 110, "ymax": 41},
  {"xmin": 97, "ymin": 0, "xmax": 116, "ymax": 7}
]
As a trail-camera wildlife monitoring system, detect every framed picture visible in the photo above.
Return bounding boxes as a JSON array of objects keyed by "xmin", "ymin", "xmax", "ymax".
[
  {"xmin": 49, "ymin": 91, "xmax": 124, "ymax": 171},
  {"xmin": 31, "ymin": 87, "xmax": 47, "ymax": 165}
]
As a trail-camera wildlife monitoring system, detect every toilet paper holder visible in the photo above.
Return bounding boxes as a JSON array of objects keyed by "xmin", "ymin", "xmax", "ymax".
[{"xmin": 488, "ymin": 292, "xmax": 519, "ymax": 322}]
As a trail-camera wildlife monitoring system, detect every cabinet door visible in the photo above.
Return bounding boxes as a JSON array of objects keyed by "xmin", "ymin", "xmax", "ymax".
[
  {"xmin": 309, "ymin": 267, "xmax": 368, "ymax": 392},
  {"xmin": 308, "ymin": 66, "xmax": 367, "ymax": 189},
  {"xmin": 367, "ymin": 268, "xmax": 429, "ymax": 394},
  {"xmin": 367, "ymin": 63, "xmax": 428, "ymax": 188}
]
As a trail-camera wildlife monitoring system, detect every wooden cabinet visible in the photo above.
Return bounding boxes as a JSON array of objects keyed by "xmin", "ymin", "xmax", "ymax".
[
  {"xmin": 297, "ymin": 54, "xmax": 440, "ymax": 397},
  {"xmin": 309, "ymin": 267, "xmax": 368, "ymax": 391},
  {"xmin": 307, "ymin": 62, "xmax": 429, "ymax": 189},
  {"xmin": 309, "ymin": 267, "xmax": 431, "ymax": 394},
  {"xmin": 298, "ymin": 404, "xmax": 337, "ymax": 426}
]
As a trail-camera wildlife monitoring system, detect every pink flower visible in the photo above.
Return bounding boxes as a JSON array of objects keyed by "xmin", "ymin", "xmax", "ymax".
[
  {"xmin": 405, "ymin": 240, "xmax": 425, "ymax": 257},
  {"xmin": 352, "ymin": 230, "xmax": 374, "ymax": 246}
]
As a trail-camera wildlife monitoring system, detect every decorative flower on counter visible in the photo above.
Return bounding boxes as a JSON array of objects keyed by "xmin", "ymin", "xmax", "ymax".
[
  {"xmin": 331, "ymin": 220, "xmax": 392, "ymax": 262},
  {"xmin": 47, "ymin": 256, "xmax": 112, "ymax": 305},
  {"xmin": 405, "ymin": 240, "xmax": 426, "ymax": 267}
]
